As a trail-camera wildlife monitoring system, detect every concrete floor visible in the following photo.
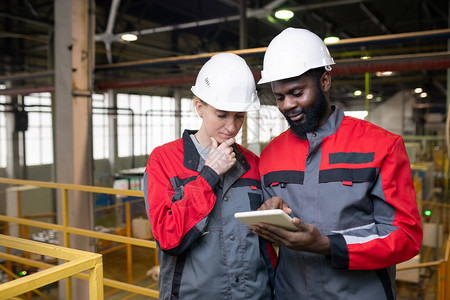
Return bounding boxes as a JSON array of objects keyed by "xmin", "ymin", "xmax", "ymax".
[
  {"xmin": 102, "ymin": 245, "xmax": 159, "ymax": 300},
  {"xmin": 22, "ymin": 246, "xmax": 442, "ymax": 299}
]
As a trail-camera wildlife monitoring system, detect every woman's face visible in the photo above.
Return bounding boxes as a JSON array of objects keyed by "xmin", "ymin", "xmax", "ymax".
[{"xmin": 195, "ymin": 100, "xmax": 245, "ymax": 145}]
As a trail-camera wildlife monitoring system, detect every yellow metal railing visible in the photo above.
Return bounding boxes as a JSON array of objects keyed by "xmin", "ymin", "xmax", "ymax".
[
  {"xmin": 0, "ymin": 177, "xmax": 159, "ymax": 299},
  {"xmin": 0, "ymin": 234, "xmax": 103, "ymax": 300},
  {"xmin": 1, "ymin": 177, "xmax": 449, "ymax": 299},
  {"xmin": 396, "ymin": 235, "xmax": 450, "ymax": 300}
]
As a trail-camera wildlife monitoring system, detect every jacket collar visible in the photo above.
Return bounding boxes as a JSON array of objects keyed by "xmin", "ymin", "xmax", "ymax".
[
  {"xmin": 182, "ymin": 129, "xmax": 250, "ymax": 175},
  {"xmin": 305, "ymin": 105, "xmax": 344, "ymax": 140},
  {"xmin": 182, "ymin": 129, "xmax": 201, "ymax": 171}
]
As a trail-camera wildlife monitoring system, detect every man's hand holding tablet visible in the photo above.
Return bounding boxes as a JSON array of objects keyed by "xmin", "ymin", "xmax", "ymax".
[{"xmin": 234, "ymin": 209, "xmax": 298, "ymax": 231}]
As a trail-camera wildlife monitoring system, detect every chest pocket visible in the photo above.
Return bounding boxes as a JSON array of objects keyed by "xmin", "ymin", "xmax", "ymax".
[
  {"xmin": 320, "ymin": 152, "xmax": 377, "ymax": 184},
  {"xmin": 329, "ymin": 152, "xmax": 375, "ymax": 164},
  {"xmin": 319, "ymin": 168, "xmax": 377, "ymax": 183},
  {"xmin": 230, "ymin": 178, "xmax": 262, "ymax": 211},
  {"xmin": 248, "ymin": 193, "xmax": 262, "ymax": 210}
]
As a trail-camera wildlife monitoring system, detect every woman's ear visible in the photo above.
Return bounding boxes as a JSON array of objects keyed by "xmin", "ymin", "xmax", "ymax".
[{"xmin": 194, "ymin": 98, "xmax": 204, "ymax": 117}]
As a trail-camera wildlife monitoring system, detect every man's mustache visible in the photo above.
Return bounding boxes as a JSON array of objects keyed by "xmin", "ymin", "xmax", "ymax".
[{"xmin": 283, "ymin": 109, "xmax": 303, "ymax": 118}]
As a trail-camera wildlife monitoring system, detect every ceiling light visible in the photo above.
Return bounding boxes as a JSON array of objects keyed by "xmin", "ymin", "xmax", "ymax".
[
  {"xmin": 121, "ymin": 33, "xmax": 138, "ymax": 42},
  {"xmin": 360, "ymin": 56, "xmax": 370, "ymax": 60},
  {"xmin": 414, "ymin": 88, "xmax": 423, "ymax": 94},
  {"xmin": 324, "ymin": 36, "xmax": 340, "ymax": 44},
  {"xmin": 366, "ymin": 94, "xmax": 373, "ymax": 100},
  {"xmin": 420, "ymin": 92, "xmax": 427, "ymax": 98},
  {"xmin": 354, "ymin": 90, "xmax": 362, "ymax": 96},
  {"xmin": 274, "ymin": 10, "xmax": 294, "ymax": 21},
  {"xmin": 376, "ymin": 71, "xmax": 393, "ymax": 77}
]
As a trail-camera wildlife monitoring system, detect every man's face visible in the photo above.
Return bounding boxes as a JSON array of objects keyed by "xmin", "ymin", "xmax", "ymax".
[{"xmin": 271, "ymin": 73, "xmax": 330, "ymax": 137}]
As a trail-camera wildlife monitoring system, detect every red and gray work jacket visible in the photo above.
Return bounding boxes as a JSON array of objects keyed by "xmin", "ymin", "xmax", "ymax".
[
  {"xmin": 144, "ymin": 129, "xmax": 276, "ymax": 300},
  {"xmin": 259, "ymin": 106, "xmax": 422, "ymax": 300}
]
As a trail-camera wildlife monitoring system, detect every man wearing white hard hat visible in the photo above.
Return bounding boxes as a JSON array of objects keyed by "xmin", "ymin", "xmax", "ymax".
[
  {"xmin": 144, "ymin": 53, "xmax": 276, "ymax": 299},
  {"xmin": 251, "ymin": 28, "xmax": 422, "ymax": 299}
]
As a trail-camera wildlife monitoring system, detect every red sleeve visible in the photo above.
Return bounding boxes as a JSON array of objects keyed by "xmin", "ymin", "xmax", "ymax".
[
  {"xmin": 339, "ymin": 136, "xmax": 423, "ymax": 270},
  {"xmin": 146, "ymin": 150, "xmax": 219, "ymax": 251}
]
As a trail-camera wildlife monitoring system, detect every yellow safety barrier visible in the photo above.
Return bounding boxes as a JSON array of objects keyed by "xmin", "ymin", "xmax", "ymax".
[
  {"xmin": 0, "ymin": 177, "xmax": 159, "ymax": 299},
  {"xmin": 0, "ymin": 234, "xmax": 103, "ymax": 300},
  {"xmin": 1, "ymin": 177, "xmax": 448, "ymax": 299},
  {"xmin": 396, "ymin": 235, "xmax": 450, "ymax": 300}
]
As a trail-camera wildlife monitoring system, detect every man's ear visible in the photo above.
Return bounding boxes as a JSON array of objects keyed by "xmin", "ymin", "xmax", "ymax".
[{"xmin": 321, "ymin": 71, "xmax": 332, "ymax": 93}]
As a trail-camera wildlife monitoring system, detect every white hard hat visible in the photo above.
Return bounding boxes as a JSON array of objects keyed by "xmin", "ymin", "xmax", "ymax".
[
  {"xmin": 258, "ymin": 28, "xmax": 335, "ymax": 84},
  {"xmin": 191, "ymin": 53, "xmax": 260, "ymax": 112}
]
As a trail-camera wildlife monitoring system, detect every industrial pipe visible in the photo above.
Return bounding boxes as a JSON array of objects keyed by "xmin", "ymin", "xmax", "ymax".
[
  {"xmin": 96, "ymin": 52, "xmax": 450, "ymax": 90},
  {"xmin": 1, "ymin": 50, "xmax": 449, "ymax": 95},
  {"xmin": 332, "ymin": 51, "xmax": 450, "ymax": 75},
  {"xmin": 1, "ymin": 28, "xmax": 449, "ymax": 82}
]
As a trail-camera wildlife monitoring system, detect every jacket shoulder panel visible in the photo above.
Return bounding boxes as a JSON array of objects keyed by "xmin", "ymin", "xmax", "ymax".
[
  {"xmin": 260, "ymin": 130, "xmax": 308, "ymax": 175},
  {"xmin": 235, "ymin": 143, "xmax": 261, "ymax": 180},
  {"xmin": 320, "ymin": 117, "xmax": 402, "ymax": 170}
]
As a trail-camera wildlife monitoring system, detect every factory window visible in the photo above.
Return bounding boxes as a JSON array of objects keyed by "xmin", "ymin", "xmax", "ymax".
[
  {"xmin": 344, "ymin": 110, "xmax": 368, "ymax": 120},
  {"xmin": 0, "ymin": 94, "xmax": 6, "ymax": 168},
  {"xmin": 24, "ymin": 93, "xmax": 53, "ymax": 166},
  {"xmin": 92, "ymin": 93, "xmax": 109, "ymax": 159},
  {"xmin": 117, "ymin": 94, "xmax": 175, "ymax": 157},
  {"xmin": 144, "ymin": 95, "xmax": 176, "ymax": 155},
  {"xmin": 250, "ymin": 105, "xmax": 287, "ymax": 144},
  {"xmin": 263, "ymin": 105, "xmax": 288, "ymax": 142}
]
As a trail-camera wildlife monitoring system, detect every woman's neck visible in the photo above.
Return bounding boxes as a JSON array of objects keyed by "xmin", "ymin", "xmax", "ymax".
[{"xmin": 194, "ymin": 128, "xmax": 211, "ymax": 149}]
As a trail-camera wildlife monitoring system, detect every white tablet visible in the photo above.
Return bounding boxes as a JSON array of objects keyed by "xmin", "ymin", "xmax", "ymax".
[{"xmin": 234, "ymin": 209, "xmax": 298, "ymax": 231}]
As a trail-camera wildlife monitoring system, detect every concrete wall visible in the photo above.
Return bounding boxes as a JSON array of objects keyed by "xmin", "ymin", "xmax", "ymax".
[{"xmin": 368, "ymin": 90, "xmax": 414, "ymax": 135}]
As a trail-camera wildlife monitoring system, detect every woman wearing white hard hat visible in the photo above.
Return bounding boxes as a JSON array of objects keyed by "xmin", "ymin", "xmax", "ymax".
[{"xmin": 143, "ymin": 53, "xmax": 276, "ymax": 300}]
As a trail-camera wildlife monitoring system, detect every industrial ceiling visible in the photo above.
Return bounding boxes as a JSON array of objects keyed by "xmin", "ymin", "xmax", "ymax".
[{"xmin": 1, "ymin": 0, "xmax": 449, "ymax": 112}]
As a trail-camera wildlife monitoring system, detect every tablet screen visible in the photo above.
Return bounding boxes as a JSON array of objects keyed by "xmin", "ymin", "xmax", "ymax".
[{"xmin": 234, "ymin": 209, "xmax": 298, "ymax": 231}]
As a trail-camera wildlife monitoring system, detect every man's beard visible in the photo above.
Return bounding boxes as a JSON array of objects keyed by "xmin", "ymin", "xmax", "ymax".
[{"xmin": 283, "ymin": 86, "xmax": 328, "ymax": 138}]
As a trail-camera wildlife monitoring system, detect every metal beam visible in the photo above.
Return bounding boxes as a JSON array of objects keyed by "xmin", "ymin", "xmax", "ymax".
[
  {"xmin": 1, "ymin": 28, "xmax": 449, "ymax": 85},
  {"xmin": 96, "ymin": 0, "xmax": 369, "ymax": 42},
  {"xmin": 1, "ymin": 50, "xmax": 449, "ymax": 96},
  {"xmin": 359, "ymin": 3, "xmax": 391, "ymax": 34},
  {"xmin": 95, "ymin": 0, "xmax": 121, "ymax": 63}
]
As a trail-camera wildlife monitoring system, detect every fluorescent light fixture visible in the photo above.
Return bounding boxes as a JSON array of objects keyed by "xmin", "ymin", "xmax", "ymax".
[
  {"xmin": 420, "ymin": 92, "xmax": 427, "ymax": 98},
  {"xmin": 324, "ymin": 36, "xmax": 340, "ymax": 44},
  {"xmin": 414, "ymin": 88, "xmax": 423, "ymax": 94},
  {"xmin": 121, "ymin": 33, "xmax": 138, "ymax": 42},
  {"xmin": 354, "ymin": 90, "xmax": 362, "ymax": 96},
  {"xmin": 376, "ymin": 71, "xmax": 393, "ymax": 77},
  {"xmin": 360, "ymin": 56, "xmax": 370, "ymax": 60},
  {"xmin": 274, "ymin": 9, "xmax": 294, "ymax": 20}
]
